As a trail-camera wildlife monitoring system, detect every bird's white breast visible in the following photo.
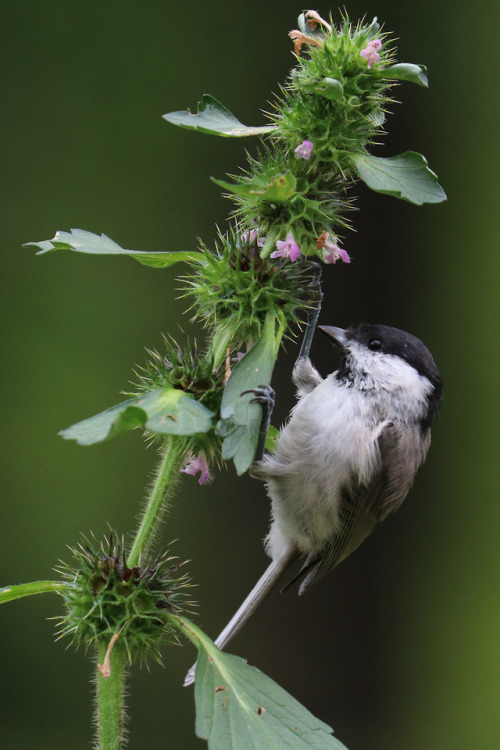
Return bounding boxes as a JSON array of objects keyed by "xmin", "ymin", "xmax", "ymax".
[{"xmin": 260, "ymin": 376, "xmax": 388, "ymax": 558}]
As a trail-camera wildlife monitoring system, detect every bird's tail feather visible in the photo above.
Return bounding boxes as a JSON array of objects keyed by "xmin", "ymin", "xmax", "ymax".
[{"xmin": 183, "ymin": 552, "xmax": 294, "ymax": 687}]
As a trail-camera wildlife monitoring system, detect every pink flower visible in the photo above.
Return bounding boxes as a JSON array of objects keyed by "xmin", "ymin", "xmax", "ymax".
[
  {"xmin": 319, "ymin": 234, "xmax": 350, "ymax": 264},
  {"xmin": 180, "ymin": 451, "xmax": 210, "ymax": 485},
  {"xmin": 360, "ymin": 39, "xmax": 382, "ymax": 69},
  {"xmin": 271, "ymin": 232, "xmax": 301, "ymax": 262},
  {"xmin": 241, "ymin": 228, "xmax": 266, "ymax": 247},
  {"xmin": 294, "ymin": 140, "xmax": 313, "ymax": 160}
]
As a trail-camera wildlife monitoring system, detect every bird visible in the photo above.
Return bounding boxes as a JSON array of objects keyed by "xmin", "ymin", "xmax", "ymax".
[{"xmin": 184, "ymin": 323, "xmax": 442, "ymax": 686}]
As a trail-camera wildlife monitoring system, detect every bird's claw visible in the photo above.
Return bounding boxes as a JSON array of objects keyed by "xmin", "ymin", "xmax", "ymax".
[{"xmin": 241, "ymin": 384, "xmax": 275, "ymax": 410}]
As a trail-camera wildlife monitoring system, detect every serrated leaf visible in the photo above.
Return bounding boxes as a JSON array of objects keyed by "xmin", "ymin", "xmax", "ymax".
[
  {"xmin": 212, "ymin": 171, "xmax": 297, "ymax": 202},
  {"xmin": 351, "ymin": 151, "xmax": 446, "ymax": 205},
  {"xmin": 0, "ymin": 581, "xmax": 66, "ymax": 604},
  {"xmin": 24, "ymin": 228, "xmax": 202, "ymax": 268},
  {"xmin": 61, "ymin": 388, "xmax": 214, "ymax": 446},
  {"xmin": 174, "ymin": 617, "xmax": 348, "ymax": 750},
  {"xmin": 218, "ymin": 311, "xmax": 278, "ymax": 475},
  {"xmin": 163, "ymin": 94, "xmax": 276, "ymax": 138},
  {"xmin": 383, "ymin": 63, "xmax": 428, "ymax": 87}
]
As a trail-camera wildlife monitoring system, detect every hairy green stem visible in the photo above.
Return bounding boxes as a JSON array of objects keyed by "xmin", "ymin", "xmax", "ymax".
[
  {"xmin": 127, "ymin": 436, "xmax": 189, "ymax": 568},
  {"xmin": 96, "ymin": 642, "xmax": 126, "ymax": 750},
  {"xmin": 94, "ymin": 438, "xmax": 188, "ymax": 748}
]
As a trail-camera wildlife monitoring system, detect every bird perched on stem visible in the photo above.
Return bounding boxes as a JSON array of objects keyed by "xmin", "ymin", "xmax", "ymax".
[{"xmin": 185, "ymin": 323, "xmax": 442, "ymax": 686}]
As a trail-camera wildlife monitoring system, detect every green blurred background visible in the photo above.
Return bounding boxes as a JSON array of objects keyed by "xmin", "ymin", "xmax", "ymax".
[{"xmin": 1, "ymin": 1, "xmax": 498, "ymax": 748}]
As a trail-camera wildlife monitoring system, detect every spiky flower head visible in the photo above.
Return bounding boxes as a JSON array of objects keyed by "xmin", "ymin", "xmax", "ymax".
[
  {"xmin": 129, "ymin": 334, "xmax": 225, "ymax": 465},
  {"xmin": 132, "ymin": 334, "xmax": 223, "ymax": 414},
  {"xmin": 55, "ymin": 532, "xmax": 194, "ymax": 665},
  {"xmin": 217, "ymin": 14, "xmax": 395, "ymax": 263},
  {"xmin": 180, "ymin": 228, "xmax": 319, "ymax": 366},
  {"xmin": 223, "ymin": 145, "xmax": 351, "ymax": 261},
  {"xmin": 280, "ymin": 14, "xmax": 394, "ymax": 157}
]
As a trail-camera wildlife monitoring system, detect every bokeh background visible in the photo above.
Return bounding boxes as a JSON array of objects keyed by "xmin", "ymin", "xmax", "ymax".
[{"xmin": 1, "ymin": 1, "xmax": 498, "ymax": 748}]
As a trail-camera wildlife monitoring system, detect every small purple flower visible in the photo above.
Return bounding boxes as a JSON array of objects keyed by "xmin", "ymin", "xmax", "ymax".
[
  {"xmin": 322, "ymin": 238, "xmax": 350, "ymax": 264},
  {"xmin": 180, "ymin": 451, "xmax": 210, "ymax": 485},
  {"xmin": 241, "ymin": 228, "xmax": 266, "ymax": 247},
  {"xmin": 360, "ymin": 39, "xmax": 382, "ymax": 69},
  {"xmin": 271, "ymin": 232, "xmax": 301, "ymax": 262},
  {"xmin": 294, "ymin": 140, "xmax": 313, "ymax": 160}
]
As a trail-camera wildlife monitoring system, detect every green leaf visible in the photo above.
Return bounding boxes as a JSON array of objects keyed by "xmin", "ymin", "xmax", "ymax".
[
  {"xmin": 0, "ymin": 581, "xmax": 66, "ymax": 604},
  {"xmin": 210, "ymin": 318, "xmax": 239, "ymax": 371},
  {"xmin": 311, "ymin": 78, "xmax": 344, "ymax": 101},
  {"xmin": 163, "ymin": 94, "xmax": 276, "ymax": 138},
  {"xmin": 212, "ymin": 171, "xmax": 297, "ymax": 202},
  {"xmin": 367, "ymin": 17, "xmax": 380, "ymax": 38},
  {"xmin": 383, "ymin": 63, "xmax": 428, "ymax": 87},
  {"xmin": 174, "ymin": 616, "xmax": 348, "ymax": 750},
  {"xmin": 61, "ymin": 388, "xmax": 214, "ymax": 446},
  {"xmin": 24, "ymin": 228, "xmax": 203, "ymax": 268},
  {"xmin": 351, "ymin": 151, "xmax": 447, "ymax": 205},
  {"xmin": 265, "ymin": 424, "xmax": 279, "ymax": 453},
  {"xmin": 218, "ymin": 311, "xmax": 278, "ymax": 475}
]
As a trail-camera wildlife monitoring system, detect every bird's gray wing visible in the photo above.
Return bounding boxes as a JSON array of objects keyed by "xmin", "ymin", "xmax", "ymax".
[{"xmin": 296, "ymin": 422, "xmax": 429, "ymax": 593}]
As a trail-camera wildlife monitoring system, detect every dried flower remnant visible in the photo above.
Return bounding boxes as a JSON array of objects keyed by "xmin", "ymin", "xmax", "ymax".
[
  {"xmin": 97, "ymin": 631, "xmax": 122, "ymax": 678},
  {"xmin": 288, "ymin": 29, "xmax": 324, "ymax": 55},
  {"xmin": 305, "ymin": 10, "xmax": 332, "ymax": 34},
  {"xmin": 294, "ymin": 140, "xmax": 313, "ymax": 160},
  {"xmin": 271, "ymin": 232, "xmax": 301, "ymax": 262},
  {"xmin": 360, "ymin": 39, "xmax": 383, "ymax": 69}
]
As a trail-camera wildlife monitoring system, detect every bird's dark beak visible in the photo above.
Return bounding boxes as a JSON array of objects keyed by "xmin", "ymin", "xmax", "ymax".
[{"xmin": 319, "ymin": 325, "xmax": 349, "ymax": 348}]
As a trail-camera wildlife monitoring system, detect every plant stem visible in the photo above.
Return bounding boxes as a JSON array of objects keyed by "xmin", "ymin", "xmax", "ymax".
[
  {"xmin": 126, "ymin": 436, "xmax": 189, "ymax": 568},
  {"xmin": 96, "ymin": 642, "xmax": 126, "ymax": 750},
  {"xmin": 94, "ymin": 437, "xmax": 188, "ymax": 748}
]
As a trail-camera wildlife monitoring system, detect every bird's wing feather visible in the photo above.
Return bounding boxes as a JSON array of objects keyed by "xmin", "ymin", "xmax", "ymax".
[{"xmin": 296, "ymin": 422, "xmax": 428, "ymax": 592}]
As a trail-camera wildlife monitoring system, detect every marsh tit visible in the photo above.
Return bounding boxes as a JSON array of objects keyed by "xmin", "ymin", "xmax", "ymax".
[{"xmin": 184, "ymin": 323, "xmax": 441, "ymax": 686}]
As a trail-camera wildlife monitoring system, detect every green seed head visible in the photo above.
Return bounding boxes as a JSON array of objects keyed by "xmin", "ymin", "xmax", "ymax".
[
  {"xmin": 55, "ymin": 532, "xmax": 195, "ymax": 664},
  {"xmin": 180, "ymin": 229, "xmax": 314, "ymax": 351}
]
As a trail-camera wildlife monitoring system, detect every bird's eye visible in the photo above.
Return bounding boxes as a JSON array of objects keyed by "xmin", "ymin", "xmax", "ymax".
[{"xmin": 368, "ymin": 338, "xmax": 382, "ymax": 351}]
